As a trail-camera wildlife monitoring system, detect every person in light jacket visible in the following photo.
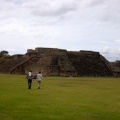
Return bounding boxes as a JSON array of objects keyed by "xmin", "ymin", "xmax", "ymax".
[{"xmin": 36, "ymin": 72, "xmax": 43, "ymax": 89}]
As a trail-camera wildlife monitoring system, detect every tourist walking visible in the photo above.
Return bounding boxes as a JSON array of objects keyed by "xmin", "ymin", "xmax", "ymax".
[
  {"xmin": 36, "ymin": 72, "xmax": 43, "ymax": 89},
  {"xmin": 26, "ymin": 71, "xmax": 33, "ymax": 89}
]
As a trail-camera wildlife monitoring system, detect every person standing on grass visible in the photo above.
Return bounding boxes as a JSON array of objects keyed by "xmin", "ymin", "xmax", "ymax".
[
  {"xmin": 36, "ymin": 72, "xmax": 43, "ymax": 89},
  {"xmin": 26, "ymin": 71, "xmax": 33, "ymax": 89}
]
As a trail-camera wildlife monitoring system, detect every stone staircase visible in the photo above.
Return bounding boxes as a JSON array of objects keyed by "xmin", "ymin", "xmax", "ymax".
[
  {"xmin": 67, "ymin": 51, "xmax": 113, "ymax": 77},
  {"xmin": 0, "ymin": 57, "xmax": 27, "ymax": 73},
  {"xmin": 58, "ymin": 52, "xmax": 76, "ymax": 72}
]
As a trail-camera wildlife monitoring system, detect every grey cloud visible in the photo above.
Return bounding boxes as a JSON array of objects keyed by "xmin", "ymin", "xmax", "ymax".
[
  {"xmin": 77, "ymin": 0, "xmax": 120, "ymax": 26},
  {"xmin": 22, "ymin": 0, "xmax": 80, "ymax": 17},
  {"xmin": 0, "ymin": 0, "xmax": 16, "ymax": 10},
  {"xmin": 88, "ymin": 0, "xmax": 106, "ymax": 6},
  {"xmin": 94, "ymin": 0, "xmax": 120, "ymax": 24},
  {"xmin": 4, "ymin": 0, "xmax": 15, "ymax": 2},
  {"xmin": 0, "ymin": 0, "xmax": 20, "ymax": 20}
]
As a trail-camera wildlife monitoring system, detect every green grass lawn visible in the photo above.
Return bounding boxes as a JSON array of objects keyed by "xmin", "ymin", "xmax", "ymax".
[{"xmin": 0, "ymin": 74, "xmax": 120, "ymax": 120}]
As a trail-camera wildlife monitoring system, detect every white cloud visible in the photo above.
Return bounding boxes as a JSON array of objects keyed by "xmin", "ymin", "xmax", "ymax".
[
  {"xmin": 115, "ymin": 39, "xmax": 120, "ymax": 43},
  {"xmin": 101, "ymin": 46, "xmax": 110, "ymax": 54},
  {"xmin": 100, "ymin": 46, "xmax": 120, "ymax": 61},
  {"xmin": 0, "ymin": 0, "xmax": 120, "ymax": 61}
]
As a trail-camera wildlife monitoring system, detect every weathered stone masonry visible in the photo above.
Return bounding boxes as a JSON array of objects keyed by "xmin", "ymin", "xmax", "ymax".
[{"xmin": 0, "ymin": 47, "xmax": 120, "ymax": 77}]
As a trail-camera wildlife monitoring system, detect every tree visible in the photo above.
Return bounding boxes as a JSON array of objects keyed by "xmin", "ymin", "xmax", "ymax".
[{"xmin": 0, "ymin": 50, "xmax": 9, "ymax": 56}]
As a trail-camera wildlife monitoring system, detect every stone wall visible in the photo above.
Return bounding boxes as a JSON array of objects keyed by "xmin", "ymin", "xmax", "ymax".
[
  {"xmin": 67, "ymin": 51, "xmax": 113, "ymax": 76},
  {"xmin": 0, "ymin": 47, "xmax": 119, "ymax": 77}
]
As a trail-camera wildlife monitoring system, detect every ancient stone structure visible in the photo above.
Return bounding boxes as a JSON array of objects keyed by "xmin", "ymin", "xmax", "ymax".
[
  {"xmin": 0, "ymin": 47, "xmax": 120, "ymax": 77},
  {"xmin": 109, "ymin": 60, "xmax": 120, "ymax": 77}
]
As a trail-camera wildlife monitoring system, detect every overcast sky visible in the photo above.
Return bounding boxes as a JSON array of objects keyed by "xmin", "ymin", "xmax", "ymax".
[{"xmin": 0, "ymin": 0, "xmax": 120, "ymax": 62}]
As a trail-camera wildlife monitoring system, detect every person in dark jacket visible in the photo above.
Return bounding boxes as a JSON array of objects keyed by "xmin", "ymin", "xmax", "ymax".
[{"xmin": 26, "ymin": 71, "xmax": 33, "ymax": 89}]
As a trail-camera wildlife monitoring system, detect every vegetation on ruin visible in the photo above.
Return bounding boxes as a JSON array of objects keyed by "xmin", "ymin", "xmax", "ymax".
[
  {"xmin": 0, "ymin": 50, "xmax": 13, "ymax": 59},
  {"xmin": 0, "ymin": 74, "xmax": 120, "ymax": 120}
]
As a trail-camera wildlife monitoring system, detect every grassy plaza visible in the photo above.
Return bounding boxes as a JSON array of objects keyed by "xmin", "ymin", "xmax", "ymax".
[{"xmin": 0, "ymin": 74, "xmax": 120, "ymax": 120}]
